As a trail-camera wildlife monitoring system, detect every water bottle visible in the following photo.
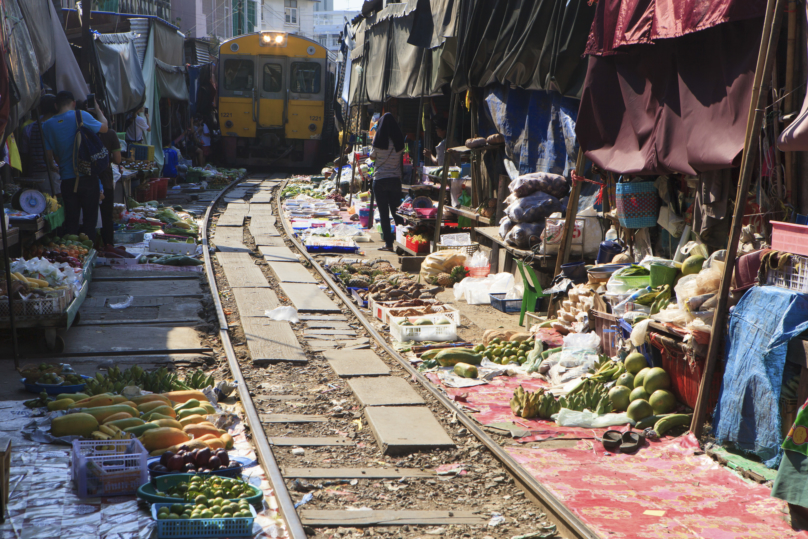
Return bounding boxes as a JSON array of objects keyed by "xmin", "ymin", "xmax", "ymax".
[{"xmin": 605, "ymin": 226, "xmax": 618, "ymax": 241}]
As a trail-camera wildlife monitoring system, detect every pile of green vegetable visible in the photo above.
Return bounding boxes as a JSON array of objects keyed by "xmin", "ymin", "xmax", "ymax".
[{"xmin": 84, "ymin": 367, "xmax": 215, "ymax": 395}]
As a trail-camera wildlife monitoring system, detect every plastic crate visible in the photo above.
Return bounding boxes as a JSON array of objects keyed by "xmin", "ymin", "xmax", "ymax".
[
  {"xmin": 0, "ymin": 288, "xmax": 71, "ymax": 320},
  {"xmin": 388, "ymin": 312, "xmax": 458, "ymax": 342},
  {"xmin": 154, "ymin": 177, "xmax": 169, "ymax": 199},
  {"xmin": 72, "ymin": 438, "xmax": 148, "ymax": 498},
  {"xmin": 767, "ymin": 254, "xmax": 808, "ymax": 292},
  {"xmin": 151, "ymin": 503, "xmax": 257, "ymax": 538},
  {"xmin": 771, "ymin": 221, "xmax": 808, "ymax": 257},
  {"xmin": 373, "ymin": 299, "xmax": 459, "ymax": 325},
  {"xmin": 130, "ymin": 144, "xmax": 155, "ymax": 162},
  {"xmin": 468, "ymin": 265, "xmax": 490, "ymax": 278},
  {"xmin": 396, "ymin": 225, "xmax": 409, "ymax": 245},
  {"xmin": 114, "ymin": 230, "xmax": 146, "ymax": 244},
  {"xmin": 406, "ymin": 237, "xmax": 430, "ymax": 254},
  {"xmin": 489, "ymin": 292, "xmax": 522, "ymax": 313},
  {"xmin": 149, "ymin": 237, "xmax": 197, "ymax": 256}
]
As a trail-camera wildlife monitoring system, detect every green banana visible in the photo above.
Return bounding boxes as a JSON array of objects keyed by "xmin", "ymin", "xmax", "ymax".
[{"xmin": 654, "ymin": 414, "xmax": 693, "ymax": 436}]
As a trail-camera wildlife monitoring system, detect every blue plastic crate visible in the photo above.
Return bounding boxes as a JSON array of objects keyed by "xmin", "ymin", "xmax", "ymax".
[
  {"xmin": 489, "ymin": 293, "xmax": 522, "ymax": 313},
  {"xmin": 151, "ymin": 503, "xmax": 256, "ymax": 538}
]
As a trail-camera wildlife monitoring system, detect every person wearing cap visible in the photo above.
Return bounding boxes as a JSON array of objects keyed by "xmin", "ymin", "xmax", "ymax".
[{"xmin": 42, "ymin": 90, "xmax": 109, "ymax": 239}]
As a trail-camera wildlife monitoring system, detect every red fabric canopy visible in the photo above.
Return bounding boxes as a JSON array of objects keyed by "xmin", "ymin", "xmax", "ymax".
[
  {"xmin": 585, "ymin": 0, "xmax": 767, "ymax": 56},
  {"xmin": 576, "ymin": 17, "xmax": 762, "ymax": 175}
]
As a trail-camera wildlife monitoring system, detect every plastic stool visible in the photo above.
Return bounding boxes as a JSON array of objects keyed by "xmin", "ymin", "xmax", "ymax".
[{"xmin": 517, "ymin": 260, "xmax": 550, "ymax": 327}]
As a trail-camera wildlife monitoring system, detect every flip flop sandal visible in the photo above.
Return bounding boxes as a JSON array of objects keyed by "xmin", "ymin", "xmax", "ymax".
[
  {"xmin": 601, "ymin": 430, "xmax": 622, "ymax": 451},
  {"xmin": 620, "ymin": 431, "xmax": 645, "ymax": 453}
]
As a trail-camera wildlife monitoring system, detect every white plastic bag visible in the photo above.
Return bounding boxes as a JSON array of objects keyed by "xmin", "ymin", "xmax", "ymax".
[
  {"xmin": 630, "ymin": 319, "xmax": 652, "ymax": 347},
  {"xmin": 562, "ymin": 332, "xmax": 600, "ymax": 353},
  {"xmin": 453, "ymin": 273, "xmax": 514, "ymax": 304},
  {"xmin": 555, "ymin": 408, "xmax": 635, "ymax": 427},
  {"xmin": 468, "ymin": 250, "xmax": 489, "ymax": 268},
  {"xmin": 505, "ymin": 283, "xmax": 523, "ymax": 300},
  {"xmin": 265, "ymin": 306, "xmax": 300, "ymax": 323}
]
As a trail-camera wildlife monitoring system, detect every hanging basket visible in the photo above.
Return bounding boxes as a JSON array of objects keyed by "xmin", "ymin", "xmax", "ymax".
[{"xmin": 615, "ymin": 181, "xmax": 659, "ymax": 229}]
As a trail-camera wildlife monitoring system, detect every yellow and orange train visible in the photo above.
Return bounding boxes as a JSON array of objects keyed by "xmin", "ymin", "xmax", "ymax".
[{"xmin": 218, "ymin": 32, "xmax": 337, "ymax": 167}]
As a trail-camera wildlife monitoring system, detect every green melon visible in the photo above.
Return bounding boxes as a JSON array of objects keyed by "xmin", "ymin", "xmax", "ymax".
[
  {"xmin": 626, "ymin": 399, "xmax": 654, "ymax": 422},
  {"xmin": 644, "ymin": 367, "xmax": 671, "ymax": 394},
  {"xmin": 630, "ymin": 387, "xmax": 651, "ymax": 402},
  {"xmin": 649, "ymin": 390, "xmax": 676, "ymax": 414},
  {"xmin": 625, "ymin": 353, "xmax": 648, "ymax": 375},
  {"xmin": 682, "ymin": 255, "xmax": 705, "ymax": 276},
  {"xmin": 616, "ymin": 372, "xmax": 634, "ymax": 389},
  {"xmin": 608, "ymin": 386, "xmax": 631, "ymax": 412},
  {"xmin": 634, "ymin": 368, "xmax": 650, "ymax": 388}
]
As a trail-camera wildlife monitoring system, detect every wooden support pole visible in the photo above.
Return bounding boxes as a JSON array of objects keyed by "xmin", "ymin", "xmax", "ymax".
[
  {"xmin": 80, "ymin": 0, "xmax": 92, "ymax": 80},
  {"xmin": 691, "ymin": 0, "xmax": 786, "ymax": 437},
  {"xmin": 431, "ymin": 89, "xmax": 460, "ymax": 249},
  {"xmin": 784, "ymin": 0, "xmax": 797, "ymax": 199},
  {"xmin": 552, "ymin": 149, "xmax": 587, "ymax": 278}
]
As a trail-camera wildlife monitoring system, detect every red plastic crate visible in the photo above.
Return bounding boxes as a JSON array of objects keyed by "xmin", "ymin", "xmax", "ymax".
[
  {"xmin": 406, "ymin": 237, "xmax": 430, "ymax": 253},
  {"xmin": 771, "ymin": 221, "xmax": 808, "ymax": 256},
  {"xmin": 153, "ymin": 178, "xmax": 168, "ymax": 199}
]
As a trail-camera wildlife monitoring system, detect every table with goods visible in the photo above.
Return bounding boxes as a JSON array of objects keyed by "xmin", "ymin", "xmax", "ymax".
[
  {"xmin": 13, "ymin": 364, "xmax": 285, "ymax": 538},
  {"xmin": 0, "ymin": 230, "xmax": 96, "ymax": 351}
]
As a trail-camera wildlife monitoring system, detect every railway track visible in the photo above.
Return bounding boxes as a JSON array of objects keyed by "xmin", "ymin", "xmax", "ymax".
[{"xmin": 202, "ymin": 174, "xmax": 596, "ymax": 539}]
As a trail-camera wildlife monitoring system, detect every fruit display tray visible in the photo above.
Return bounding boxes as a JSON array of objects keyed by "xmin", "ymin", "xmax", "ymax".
[
  {"xmin": 151, "ymin": 503, "xmax": 257, "ymax": 538},
  {"xmin": 146, "ymin": 455, "xmax": 258, "ymax": 486},
  {"xmin": 137, "ymin": 473, "xmax": 263, "ymax": 507},
  {"xmin": 22, "ymin": 374, "xmax": 91, "ymax": 395}
]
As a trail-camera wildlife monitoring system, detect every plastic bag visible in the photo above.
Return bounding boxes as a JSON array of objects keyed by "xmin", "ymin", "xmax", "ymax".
[
  {"xmin": 442, "ymin": 233, "xmax": 471, "ymax": 246},
  {"xmin": 651, "ymin": 305, "xmax": 689, "ymax": 326},
  {"xmin": 505, "ymin": 283, "xmax": 523, "ymax": 300},
  {"xmin": 504, "ymin": 222, "xmax": 546, "ymax": 249},
  {"xmin": 265, "ymin": 306, "xmax": 300, "ymax": 323},
  {"xmin": 555, "ymin": 409, "xmax": 635, "ymax": 428},
  {"xmin": 638, "ymin": 255, "xmax": 677, "ymax": 269},
  {"xmin": 630, "ymin": 319, "xmax": 652, "ymax": 347},
  {"xmin": 504, "ymin": 191, "xmax": 561, "ymax": 223},
  {"xmin": 674, "ymin": 274, "xmax": 699, "ymax": 312},
  {"xmin": 468, "ymin": 250, "xmax": 489, "ymax": 268},
  {"xmin": 562, "ymin": 332, "xmax": 600, "ymax": 353},
  {"xmin": 453, "ymin": 273, "xmax": 514, "ymax": 304},
  {"xmin": 499, "ymin": 216, "xmax": 515, "ymax": 239},
  {"xmin": 696, "ymin": 260, "xmax": 723, "ymax": 295},
  {"xmin": 508, "ymin": 172, "xmax": 569, "ymax": 199}
]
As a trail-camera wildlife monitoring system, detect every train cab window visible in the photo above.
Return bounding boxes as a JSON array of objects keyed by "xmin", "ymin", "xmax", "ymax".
[
  {"xmin": 290, "ymin": 62, "xmax": 321, "ymax": 94},
  {"xmin": 224, "ymin": 59, "xmax": 254, "ymax": 91},
  {"xmin": 263, "ymin": 64, "xmax": 283, "ymax": 93}
]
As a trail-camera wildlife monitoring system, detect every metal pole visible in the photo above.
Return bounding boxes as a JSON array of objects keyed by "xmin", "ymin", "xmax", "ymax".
[
  {"xmin": 0, "ymin": 164, "xmax": 19, "ymax": 366},
  {"xmin": 691, "ymin": 0, "xmax": 785, "ymax": 437}
]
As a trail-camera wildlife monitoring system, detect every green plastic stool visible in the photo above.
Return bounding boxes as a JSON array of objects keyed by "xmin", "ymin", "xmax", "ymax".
[{"xmin": 517, "ymin": 260, "xmax": 550, "ymax": 327}]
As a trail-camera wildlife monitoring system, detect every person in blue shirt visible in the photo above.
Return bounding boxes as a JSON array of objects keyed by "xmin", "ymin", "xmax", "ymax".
[{"xmin": 42, "ymin": 91, "xmax": 109, "ymax": 239}]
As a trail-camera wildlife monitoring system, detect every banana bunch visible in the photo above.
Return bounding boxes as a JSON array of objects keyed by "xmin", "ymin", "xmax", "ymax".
[
  {"xmin": 510, "ymin": 386, "xmax": 546, "ymax": 419},
  {"xmin": 537, "ymin": 391, "xmax": 562, "ymax": 419},
  {"xmin": 575, "ymin": 359, "xmax": 624, "ymax": 390},
  {"xmin": 185, "ymin": 369, "xmax": 215, "ymax": 389},
  {"xmin": 653, "ymin": 414, "xmax": 692, "ymax": 437},
  {"xmin": 85, "ymin": 366, "xmax": 201, "ymax": 395},
  {"xmin": 91, "ymin": 424, "xmax": 130, "ymax": 452},
  {"xmin": 635, "ymin": 284, "xmax": 668, "ymax": 306},
  {"xmin": 650, "ymin": 285, "xmax": 672, "ymax": 315},
  {"xmin": 557, "ymin": 383, "xmax": 611, "ymax": 416},
  {"xmin": 44, "ymin": 193, "xmax": 60, "ymax": 213}
]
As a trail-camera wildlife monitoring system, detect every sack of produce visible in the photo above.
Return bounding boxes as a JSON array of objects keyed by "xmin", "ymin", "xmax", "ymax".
[
  {"xmin": 499, "ymin": 215, "xmax": 515, "ymax": 239},
  {"xmin": 504, "ymin": 191, "xmax": 561, "ymax": 223},
  {"xmin": 465, "ymin": 137, "xmax": 486, "ymax": 149},
  {"xmin": 504, "ymin": 222, "xmax": 546, "ymax": 249},
  {"xmin": 420, "ymin": 250, "xmax": 467, "ymax": 284},
  {"xmin": 509, "ymin": 172, "xmax": 569, "ymax": 199},
  {"xmin": 486, "ymin": 133, "xmax": 504, "ymax": 145}
]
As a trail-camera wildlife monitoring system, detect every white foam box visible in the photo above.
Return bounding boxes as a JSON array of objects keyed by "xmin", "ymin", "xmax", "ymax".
[{"xmin": 148, "ymin": 237, "xmax": 197, "ymax": 255}]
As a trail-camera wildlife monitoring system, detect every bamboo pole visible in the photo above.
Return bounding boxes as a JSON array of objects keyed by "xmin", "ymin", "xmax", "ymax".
[
  {"xmin": 690, "ymin": 0, "xmax": 786, "ymax": 437},
  {"xmin": 552, "ymin": 149, "xmax": 587, "ymax": 278}
]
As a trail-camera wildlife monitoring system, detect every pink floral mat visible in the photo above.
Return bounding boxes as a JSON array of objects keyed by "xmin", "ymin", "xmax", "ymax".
[{"xmin": 427, "ymin": 374, "xmax": 805, "ymax": 537}]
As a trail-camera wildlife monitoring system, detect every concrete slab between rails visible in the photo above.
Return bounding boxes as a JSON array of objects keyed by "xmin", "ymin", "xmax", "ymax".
[
  {"xmin": 348, "ymin": 377, "xmax": 425, "ymax": 406},
  {"xmin": 270, "ymin": 437, "xmax": 353, "ymax": 447},
  {"xmin": 217, "ymin": 254, "xmax": 270, "ymax": 288},
  {"xmin": 216, "ymin": 213, "xmax": 245, "ymax": 227},
  {"xmin": 299, "ymin": 510, "xmax": 487, "ymax": 527},
  {"xmin": 266, "ymin": 261, "xmax": 318, "ymax": 283},
  {"xmin": 323, "ymin": 349, "xmax": 391, "ymax": 377},
  {"xmin": 279, "ymin": 282, "xmax": 341, "ymax": 313},
  {"xmin": 260, "ymin": 414, "xmax": 327, "ymax": 423},
  {"xmin": 241, "ymin": 317, "xmax": 307, "ymax": 364},
  {"xmin": 282, "ymin": 468, "xmax": 435, "ymax": 479},
  {"xmin": 259, "ymin": 245, "xmax": 298, "ymax": 262},
  {"xmin": 60, "ymin": 326, "xmax": 207, "ymax": 354},
  {"xmin": 231, "ymin": 287, "xmax": 281, "ymax": 316},
  {"xmin": 364, "ymin": 406, "xmax": 455, "ymax": 455}
]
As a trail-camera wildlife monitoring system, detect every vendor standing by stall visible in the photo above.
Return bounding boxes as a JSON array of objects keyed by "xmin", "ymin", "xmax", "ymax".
[
  {"xmin": 42, "ymin": 91, "xmax": 109, "ymax": 239},
  {"xmin": 423, "ymin": 115, "xmax": 452, "ymax": 166},
  {"xmin": 125, "ymin": 107, "xmax": 151, "ymax": 149},
  {"xmin": 96, "ymin": 104, "xmax": 122, "ymax": 249},
  {"xmin": 370, "ymin": 113, "xmax": 405, "ymax": 252}
]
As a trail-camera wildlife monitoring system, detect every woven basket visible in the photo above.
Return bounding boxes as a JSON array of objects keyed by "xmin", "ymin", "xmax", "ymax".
[
  {"xmin": 436, "ymin": 242, "xmax": 479, "ymax": 257},
  {"xmin": 616, "ymin": 181, "xmax": 659, "ymax": 229}
]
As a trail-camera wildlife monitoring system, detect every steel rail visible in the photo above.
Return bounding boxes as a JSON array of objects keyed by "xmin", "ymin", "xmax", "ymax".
[
  {"xmin": 201, "ymin": 176, "xmax": 307, "ymax": 539},
  {"xmin": 273, "ymin": 185, "xmax": 599, "ymax": 539}
]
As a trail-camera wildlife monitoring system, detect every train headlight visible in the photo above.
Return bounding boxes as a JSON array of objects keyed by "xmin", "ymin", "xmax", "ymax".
[
  {"xmin": 225, "ymin": 120, "xmax": 233, "ymax": 128},
  {"xmin": 260, "ymin": 32, "xmax": 287, "ymax": 47},
  {"xmin": 309, "ymin": 123, "xmax": 317, "ymax": 132}
]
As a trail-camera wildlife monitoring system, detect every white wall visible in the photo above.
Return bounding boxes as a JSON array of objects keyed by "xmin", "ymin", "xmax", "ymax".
[{"xmin": 261, "ymin": 0, "xmax": 316, "ymax": 39}]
